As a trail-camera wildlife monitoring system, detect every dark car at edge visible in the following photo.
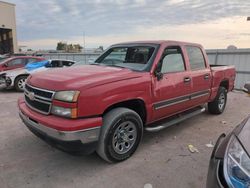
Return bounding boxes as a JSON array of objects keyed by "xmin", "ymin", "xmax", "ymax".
[{"xmin": 207, "ymin": 115, "xmax": 250, "ymax": 188}]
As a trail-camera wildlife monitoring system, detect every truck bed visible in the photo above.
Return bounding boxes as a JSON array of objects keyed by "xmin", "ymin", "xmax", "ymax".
[{"xmin": 210, "ymin": 64, "xmax": 236, "ymax": 92}]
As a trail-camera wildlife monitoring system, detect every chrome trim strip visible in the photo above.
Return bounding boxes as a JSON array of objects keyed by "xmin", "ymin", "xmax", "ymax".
[
  {"xmin": 34, "ymin": 96, "xmax": 52, "ymax": 103},
  {"xmin": 154, "ymin": 90, "xmax": 210, "ymax": 110},
  {"xmin": 24, "ymin": 97, "xmax": 50, "ymax": 115},
  {"xmin": 24, "ymin": 92, "xmax": 52, "ymax": 105},
  {"xmin": 19, "ymin": 110, "xmax": 100, "ymax": 144},
  {"xmin": 26, "ymin": 83, "xmax": 55, "ymax": 96},
  {"xmin": 32, "ymin": 97, "xmax": 51, "ymax": 105},
  {"xmin": 24, "ymin": 84, "xmax": 55, "ymax": 114}
]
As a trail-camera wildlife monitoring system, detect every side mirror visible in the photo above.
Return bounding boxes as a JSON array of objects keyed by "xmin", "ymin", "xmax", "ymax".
[
  {"xmin": 154, "ymin": 61, "xmax": 163, "ymax": 81},
  {"xmin": 154, "ymin": 70, "xmax": 163, "ymax": 81},
  {"xmin": 3, "ymin": 63, "xmax": 8, "ymax": 67}
]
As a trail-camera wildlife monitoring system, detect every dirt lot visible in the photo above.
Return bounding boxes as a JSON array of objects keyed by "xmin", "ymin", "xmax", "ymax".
[{"xmin": 0, "ymin": 90, "xmax": 249, "ymax": 188}]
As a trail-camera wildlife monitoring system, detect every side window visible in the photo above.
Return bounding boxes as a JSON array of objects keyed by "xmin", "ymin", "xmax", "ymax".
[
  {"xmin": 50, "ymin": 60, "xmax": 63, "ymax": 67},
  {"xmin": 7, "ymin": 58, "xmax": 25, "ymax": 67},
  {"xmin": 160, "ymin": 46, "xmax": 185, "ymax": 73},
  {"xmin": 186, "ymin": 46, "xmax": 206, "ymax": 70}
]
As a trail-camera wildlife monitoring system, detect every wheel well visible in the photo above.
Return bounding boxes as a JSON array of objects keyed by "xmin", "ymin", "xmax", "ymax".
[
  {"xmin": 103, "ymin": 99, "xmax": 147, "ymax": 124},
  {"xmin": 14, "ymin": 74, "xmax": 29, "ymax": 83},
  {"xmin": 220, "ymin": 80, "xmax": 229, "ymax": 91}
]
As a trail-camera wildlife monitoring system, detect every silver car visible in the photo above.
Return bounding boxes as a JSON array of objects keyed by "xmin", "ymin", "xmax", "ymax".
[{"xmin": 0, "ymin": 59, "xmax": 76, "ymax": 91}]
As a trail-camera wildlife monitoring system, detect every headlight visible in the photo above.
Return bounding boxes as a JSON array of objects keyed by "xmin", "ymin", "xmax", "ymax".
[
  {"xmin": 54, "ymin": 91, "xmax": 80, "ymax": 102},
  {"xmin": 224, "ymin": 136, "xmax": 250, "ymax": 188},
  {"xmin": 51, "ymin": 106, "xmax": 77, "ymax": 118}
]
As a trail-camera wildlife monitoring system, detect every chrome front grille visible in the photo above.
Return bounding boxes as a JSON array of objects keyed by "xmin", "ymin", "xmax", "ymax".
[{"xmin": 24, "ymin": 84, "xmax": 55, "ymax": 115}]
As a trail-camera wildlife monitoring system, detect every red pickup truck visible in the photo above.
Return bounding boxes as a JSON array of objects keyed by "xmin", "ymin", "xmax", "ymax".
[{"xmin": 18, "ymin": 41, "xmax": 235, "ymax": 163}]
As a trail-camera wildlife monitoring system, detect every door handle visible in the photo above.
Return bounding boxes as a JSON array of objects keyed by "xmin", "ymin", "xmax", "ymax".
[
  {"xmin": 204, "ymin": 74, "xmax": 210, "ymax": 80},
  {"xmin": 184, "ymin": 77, "xmax": 191, "ymax": 83}
]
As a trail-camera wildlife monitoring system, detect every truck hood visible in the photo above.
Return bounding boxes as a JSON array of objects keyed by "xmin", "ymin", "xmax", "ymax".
[{"xmin": 28, "ymin": 65, "xmax": 143, "ymax": 91}]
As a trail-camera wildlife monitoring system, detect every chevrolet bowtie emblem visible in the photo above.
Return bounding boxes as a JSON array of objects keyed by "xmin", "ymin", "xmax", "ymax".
[{"xmin": 28, "ymin": 92, "xmax": 35, "ymax": 101}]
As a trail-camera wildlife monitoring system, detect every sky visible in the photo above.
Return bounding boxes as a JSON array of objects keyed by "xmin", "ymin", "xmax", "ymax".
[{"xmin": 7, "ymin": 0, "xmax": 250, "ymax": 50}]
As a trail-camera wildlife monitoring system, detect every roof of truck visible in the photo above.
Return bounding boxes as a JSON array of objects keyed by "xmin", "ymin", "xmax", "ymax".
[{"xmin": 113, "ymin": 40, "xmax": 203, "ymax": 47}]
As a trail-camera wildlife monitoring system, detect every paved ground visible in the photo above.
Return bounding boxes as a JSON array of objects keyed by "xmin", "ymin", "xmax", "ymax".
[{"xmin": 0, "ymin": 90, "xmax": 249, "ymax": 188}]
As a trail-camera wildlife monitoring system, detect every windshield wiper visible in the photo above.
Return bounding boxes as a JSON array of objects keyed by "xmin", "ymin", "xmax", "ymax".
[
  {"xmin": 89, "ymin": 62, "xmax": 100, "ymax": 65},
  {"xmin": 105, "ymin": 64, "xmax": 126, "ymax": 69}
]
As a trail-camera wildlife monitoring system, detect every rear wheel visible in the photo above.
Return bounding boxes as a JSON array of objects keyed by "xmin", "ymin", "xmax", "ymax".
[
  {"xmin": 14, "ymin": 76, "xmax": 28, "ymax": 92},
  {"xmin": 97, "ymin": 107, "xmax": 143, "ymax": 163},
  {"xmin": 208, "ymin": 87, "xmax": 227, "ymax": 114}
]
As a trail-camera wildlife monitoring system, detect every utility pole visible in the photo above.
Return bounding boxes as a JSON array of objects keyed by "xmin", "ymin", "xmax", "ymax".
[{"xmin": 83, "ymin": 31, "xmax": 86, "ymax": 63}]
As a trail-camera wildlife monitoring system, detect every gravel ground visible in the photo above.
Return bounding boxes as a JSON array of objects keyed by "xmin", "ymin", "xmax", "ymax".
[{"xmin": 0, "ymin": 90, "xmax": 249, "ymax": 188}]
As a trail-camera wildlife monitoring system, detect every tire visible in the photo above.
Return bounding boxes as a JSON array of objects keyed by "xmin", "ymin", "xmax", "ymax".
[
  {"xmin": 14, "ymin": 76, "xmax": 28, "ymax": 92},
  {"xmin": 96, "ymin": 107, "xmax": 143, "ymax": 163},
  {"xmin": 208, "ymin": 87, "xmax": 227, "ymax": 114}
]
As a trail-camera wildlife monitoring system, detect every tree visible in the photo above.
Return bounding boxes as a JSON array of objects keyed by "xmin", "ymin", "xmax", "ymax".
[
  {"xmin": 98, "ymin": 46, "xmax": 104, "ymax": 51},
  {"xmin": 56, "ymin": 42, "xmax": 67, "ymax": 51}
]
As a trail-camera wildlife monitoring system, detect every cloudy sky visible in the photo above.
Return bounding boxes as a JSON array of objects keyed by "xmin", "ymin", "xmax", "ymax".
[{"xmin": 8, "ymin": 0, "xmax": 250, "ymax": 50}]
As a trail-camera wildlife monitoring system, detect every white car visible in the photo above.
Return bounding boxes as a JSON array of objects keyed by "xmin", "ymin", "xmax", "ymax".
[{"xmin": 0, "ymin": 59, "xmax": 76, "ymax": 91}]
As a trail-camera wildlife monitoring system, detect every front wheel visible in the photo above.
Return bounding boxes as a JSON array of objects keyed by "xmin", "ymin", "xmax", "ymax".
[
  {"xmin": 96, "ymin": 108, "xmax": 143, "ymax": 163},
  {"xmin": 14, "ymin": 76, "xmax": 28, "ymax": 92},
  {"xmin": 208, "ymin": 87, "xmax": 227, "ymax": 114}
]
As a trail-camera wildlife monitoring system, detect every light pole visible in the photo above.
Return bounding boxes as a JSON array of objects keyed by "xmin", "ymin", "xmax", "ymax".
[{"xmin": 83, "ymin": 31, "xmax": 86, "ymax": 63}]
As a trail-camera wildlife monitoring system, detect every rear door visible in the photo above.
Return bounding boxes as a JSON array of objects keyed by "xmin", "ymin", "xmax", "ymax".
[
  {"xmin": 185, "ymin": 46, "xmax": 212, "ymax": 106},
  {"xmin": 152, "ymin": 45, "xmax": 192, "ymax": 120}
]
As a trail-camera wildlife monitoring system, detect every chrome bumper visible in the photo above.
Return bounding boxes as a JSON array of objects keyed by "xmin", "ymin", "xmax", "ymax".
[{"xmin": 19, "ymin": 110, "xmax": 101, "ymax": 144}]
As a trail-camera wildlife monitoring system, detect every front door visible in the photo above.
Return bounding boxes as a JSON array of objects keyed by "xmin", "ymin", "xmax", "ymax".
[{"xmin": 152, "ymin": 46, "xmax": 192, "ymax": 121}]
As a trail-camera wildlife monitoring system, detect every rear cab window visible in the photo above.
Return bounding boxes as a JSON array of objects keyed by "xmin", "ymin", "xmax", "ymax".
[
  {"xmin": 186, "ymin": 46, "xmax": 206, "ymax": 70},
  {"xmin": 159, "ymin": 46, "xmax": 186, "ymax": 74}
]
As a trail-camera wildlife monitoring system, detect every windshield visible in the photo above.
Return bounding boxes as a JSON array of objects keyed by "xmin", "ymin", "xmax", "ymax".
[{"xmin": 94, "ymin": 45, "xmax": 156, "ymax": 71}]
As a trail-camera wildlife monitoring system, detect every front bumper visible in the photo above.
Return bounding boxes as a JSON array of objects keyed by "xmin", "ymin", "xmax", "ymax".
[
  {"xmin": 18, "ymin": 97, "xmax": 102, "ymax": 154},
  {"xmin": 0, "ymin": 76, "xmax": 13, "ymax": 90}
]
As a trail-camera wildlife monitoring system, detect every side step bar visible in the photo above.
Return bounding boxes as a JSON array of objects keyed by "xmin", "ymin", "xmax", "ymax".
[{"xmin": 145, "ymin": 107, "xmax": 206, "ymax": 132}]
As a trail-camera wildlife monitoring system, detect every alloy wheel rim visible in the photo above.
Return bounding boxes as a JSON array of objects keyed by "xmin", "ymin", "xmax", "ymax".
[
  {"xmin": 218, "ymin": 93, "xmax": 225, "ymax": 110},
  {"xmin": 18, "ymin": 78, "xmax": 26, "ymax": 90},
  {"xmin": 112, "ymin": 121, "xmax": 137, "ymax": 154}
]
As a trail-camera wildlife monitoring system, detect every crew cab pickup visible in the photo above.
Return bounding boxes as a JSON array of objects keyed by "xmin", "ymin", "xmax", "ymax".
[{"xmin": 18, "ymin": 41, "xmax": 235, "ymax": 163}]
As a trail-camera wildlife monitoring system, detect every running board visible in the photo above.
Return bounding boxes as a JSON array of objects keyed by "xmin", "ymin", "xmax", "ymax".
[{"xmin": 145, "ymin": 107, "xmax": 206, "ymax": 132}]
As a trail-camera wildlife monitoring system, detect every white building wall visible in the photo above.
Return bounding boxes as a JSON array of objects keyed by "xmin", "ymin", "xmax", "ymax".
[{"xmin": 0, "ymin": 1, "xmax": 18, "ymax": 53}]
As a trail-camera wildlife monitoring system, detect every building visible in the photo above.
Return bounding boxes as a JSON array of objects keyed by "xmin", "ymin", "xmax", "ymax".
[{"xmin": 0, "ymin": 1, "xmax": 18, "ymax": 54}]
